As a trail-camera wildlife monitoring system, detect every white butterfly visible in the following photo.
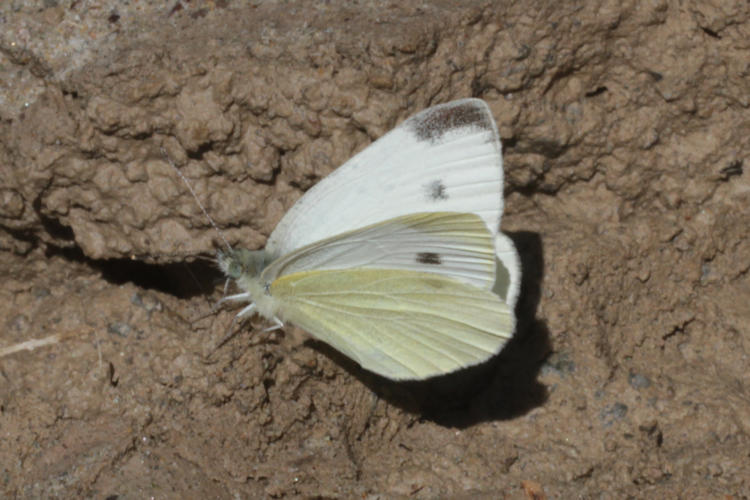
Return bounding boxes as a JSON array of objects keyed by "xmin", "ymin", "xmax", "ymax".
[{"xmin": 216, "ymin": 99, "xmax": 520, "ymax": 380}]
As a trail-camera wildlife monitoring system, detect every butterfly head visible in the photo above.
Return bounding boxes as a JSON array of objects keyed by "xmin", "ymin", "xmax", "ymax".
[{"xmin": 217, "ymin": 248, "xmax": 268, "ymax": 280}]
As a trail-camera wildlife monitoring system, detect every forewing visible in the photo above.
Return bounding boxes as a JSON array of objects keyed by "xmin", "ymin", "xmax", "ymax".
[
  {"xmin": 271, "ymin": 269, "xmax": 515, "ymax": 380},
  {"xmin": 262, "ymin": 212, "xmax": 497, "ymax": 290},
  {"xmin": 265, "ymin": 99, "xmax": 504, "ymax": 258}
]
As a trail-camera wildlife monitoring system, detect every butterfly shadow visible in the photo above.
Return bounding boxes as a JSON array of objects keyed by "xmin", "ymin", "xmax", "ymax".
[{"xmin": 308, "ymin": 230, "xmax": 550, "ymax": 427}]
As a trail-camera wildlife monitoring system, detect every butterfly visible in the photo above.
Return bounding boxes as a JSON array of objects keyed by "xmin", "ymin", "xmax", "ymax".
[{"xmin": 216, "ymin": 99, "xmax": 520, "ymax": 380}]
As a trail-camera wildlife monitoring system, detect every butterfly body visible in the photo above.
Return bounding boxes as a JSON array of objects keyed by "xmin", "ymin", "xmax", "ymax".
[{"xmin": 217, "ymin": 249, "xmax": 276, "ymax": 320}]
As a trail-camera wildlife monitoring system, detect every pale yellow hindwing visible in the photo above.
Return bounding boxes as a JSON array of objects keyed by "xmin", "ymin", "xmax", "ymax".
[{"xmin": 270, "ymin": 268, "xmax": 514, "ymax": 380}]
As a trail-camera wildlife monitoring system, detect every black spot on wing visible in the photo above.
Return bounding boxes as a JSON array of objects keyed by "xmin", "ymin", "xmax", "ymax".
[
  {"xmin": 416, "ymin": 252, "xmax": 442, "ymax": 265},
  {"xmin": 408, "ymin": 101, "xmax": 492, "ymax": 143},
  {"xmin": 425, "ymin": 179, "xmax": 448, "ymax": 201}
]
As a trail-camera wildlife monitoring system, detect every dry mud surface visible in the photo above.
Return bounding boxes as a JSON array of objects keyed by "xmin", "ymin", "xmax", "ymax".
[{"xmin": 1, "ymin": 1, "xmax": 749, "ymax": 498}]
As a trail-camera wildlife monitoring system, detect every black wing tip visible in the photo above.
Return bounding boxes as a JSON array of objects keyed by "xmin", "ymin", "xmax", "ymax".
[{"xmin": 407, "ymin": 99, "xmax": 494, "ymax": 143}]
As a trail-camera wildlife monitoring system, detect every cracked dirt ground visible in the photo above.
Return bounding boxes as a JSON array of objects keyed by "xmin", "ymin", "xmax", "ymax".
[{"xmin": 1, "ymin": 1, "xmax": 748, "ymax": 497}]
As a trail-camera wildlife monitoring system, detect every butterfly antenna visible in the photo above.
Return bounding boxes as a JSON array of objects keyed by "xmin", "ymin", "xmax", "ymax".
[{"xmin": 161, "ymin": 148, "xmax": 234, "ymax": 254}]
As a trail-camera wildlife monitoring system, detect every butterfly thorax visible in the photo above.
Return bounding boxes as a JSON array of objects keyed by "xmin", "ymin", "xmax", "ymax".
[{"xmin": 217, "ymin": 248, "xmax": 280, "ymax": 320}]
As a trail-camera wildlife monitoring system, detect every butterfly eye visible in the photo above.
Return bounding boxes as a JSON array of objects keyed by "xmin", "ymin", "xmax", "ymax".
[
  {"xmin": 216, "ymin": 250, "xmax": 243, "ymax": 280},
  {"xmin": 227, "ymin": 260, "xmax": 244, "ymax": 279}
]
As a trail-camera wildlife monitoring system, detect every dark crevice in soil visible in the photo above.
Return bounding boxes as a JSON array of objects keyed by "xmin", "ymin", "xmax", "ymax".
[
  {"xmin": 501, "ymin": 136, "xmax": 517, "ymax": 150},
  {"xmin": 0, "ymin": 226, "xmax": 39, "ymax": 254},
  {"xmin": 186, "ymin": 142, "xmax": 216, "ymax": 161},
  {"xmin": 701, "ymin": 26, "xmax": 721, "ymax": 39},
  {"xmin": 252, "ymin": 161, "xmax": 283, "ymax": 187},
  {"xmin": 719, "ymin": 159, "xmax": 743, "ymax": 181},
  {"xmin": 585, "ymin": 86, "xmax": 608, "ymax": 97},
  {"xmin": 33, "ymin": 195, "xmax": 76, "ymax": 243},
  {"xmin": 98, "ymin": 256, "xmax": 222, "ymax": 298},
  {"xmin": 45, "ymin": 243, "xmax": 222, "ymax": 299}
]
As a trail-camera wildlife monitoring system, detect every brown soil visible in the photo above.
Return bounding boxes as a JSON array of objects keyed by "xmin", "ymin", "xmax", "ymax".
[{"xmin": 1, "ymin": 1, "xmax": 748, "ymax": 498}]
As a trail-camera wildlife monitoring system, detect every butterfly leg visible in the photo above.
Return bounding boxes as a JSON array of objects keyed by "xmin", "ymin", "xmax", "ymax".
[
  {"xmin": 236, "ymin": 303, "xmax": 257, "ymax": 319},
  {"xmin": 218, "ymin": 292, "xmax": 252, "ymax": 304},
  {"xmin": 263, "ymin": 316, "xmax": 284, "ymax": 332},
  {"xmin": 213, "ymin": 292, "xmax": 253, "ymax": 312}
]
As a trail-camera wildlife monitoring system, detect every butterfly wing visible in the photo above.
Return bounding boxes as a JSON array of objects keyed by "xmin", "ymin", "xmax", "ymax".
[
  {"xmin": 271, "ymin": 268, "xmax": 514, "ymax": 380},
  {"xmin": 493, "ymin": 233, "xmax": 522, "ymax": 310},
  {"xmin": 262, "ymin": 212, "xmax": 497, "ymax": 291},
  {"xmin": 265, "ymin": 99, "xmax": 504, "ymax": 259}
]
